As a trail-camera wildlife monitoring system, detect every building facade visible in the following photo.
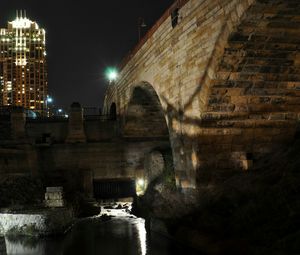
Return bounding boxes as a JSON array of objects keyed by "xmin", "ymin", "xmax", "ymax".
[{"xmin": 0, "ymin": 10, "xmax": 47, "ymax": 113}]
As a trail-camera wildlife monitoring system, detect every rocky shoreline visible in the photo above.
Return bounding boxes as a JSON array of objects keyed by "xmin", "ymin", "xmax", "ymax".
[
  {"xmin": 0, "ymin": 207, "xmax": 74, "ymax": 237},
  {"xmin": 132, "ymin": 140, "xmax": 300, "ymax": 255}
]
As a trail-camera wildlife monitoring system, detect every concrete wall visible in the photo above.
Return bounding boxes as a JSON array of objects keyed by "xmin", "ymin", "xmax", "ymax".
[
  {"xmin": 0, "ymin": 107, "xmax": 171, "ymax": 190},
  {"xmin": 104, "ymin": 0, "xmax": 300, "ymax": 189},
  {"xmin": 84, "ymin": 120, "xmax": 118, "ymax": 142},
  {"xmin": 25, "ymin": 119, "xmax": 118, "ymax": 144},
  {"xmin": 0, "ymin": 146, "xmax": 37, "ymax": 176},
  {"xmin": 0, "ymin": 140, "xmax": 170, "ymax": 185},
  {"xmin": 26, "ymin": 120, "xmax": 68, "ymax": 143},
  {"xmin": 36, "ymin": 140, "xmax": 169, "ymax": 180}
]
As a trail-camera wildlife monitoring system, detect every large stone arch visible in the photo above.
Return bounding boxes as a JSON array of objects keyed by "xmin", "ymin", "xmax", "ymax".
[
  {"xmin": 191, "ymin": 0, "xmax": 300, "ymax": 186},
  {"xmin": 121, "ymin": 82, "xmax": 177, "ymax": 192},
  {"xmin": 103, "ymin": 0, "xmax": 300, "ymax": 191},
  {"xmin": 109, "ymin": 102, "xmax": 117, "ymax": 120}
]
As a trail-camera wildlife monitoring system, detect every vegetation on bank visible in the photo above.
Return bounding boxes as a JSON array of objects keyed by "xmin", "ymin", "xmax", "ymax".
[
  {"xmin": 0, "ymin": 176, "xmax": 44, "ymax": 210},
  {"xmin": 0, "ymin": 170, "xmax": 97, "ymax": 217}
]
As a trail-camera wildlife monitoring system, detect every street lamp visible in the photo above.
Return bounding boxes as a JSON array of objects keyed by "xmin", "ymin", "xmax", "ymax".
[
  {"xmin": 138, "ymin": 17, "xmax": 147, "ymax": 41},
  {"xmin": 105, "ymin": 67, "xmax": 118, "ymax": 83},
  {"xmin": 47, "ymin": 97, "xmax": 53, "ymax": 103},
  {"xmin": 45, "ymin": 95, "xmax": 53, "ymax": 117}
]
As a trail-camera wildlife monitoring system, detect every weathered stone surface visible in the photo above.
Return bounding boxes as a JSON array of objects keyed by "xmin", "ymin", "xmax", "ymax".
[
  {"xmin": 144, "ymin": 150, "xmax": 164, "ymax": 184},
  {"xmin": 45, "ymin": 200, "xmax": 64, "ymax": 208},
  {"xmin": 10, "ymin": 107, "xmax": 26, "ymax": 140},
  {"xmin": 66, "ymin": 102, "xmax": 86, "ymax": 143},
  {"xmin": 103, "ymin": 0, "xmax": 300, "ymax": 189},
  {"xmin": 46, "ymin": 186, "xmax": 62, "ymax": 192},
  {"xmin": 0, "ymin": 208, "xmax": 74, "ymax": 236},
  {"xmin": 44, "ymin": 187, "xmax": 64, "ymax": 208}
]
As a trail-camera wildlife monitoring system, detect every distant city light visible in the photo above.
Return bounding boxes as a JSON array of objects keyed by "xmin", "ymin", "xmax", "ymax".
[
  {"xmin": 47, "ymin": 97, "xmax": 53, "ymax": 103},
  {"xmin": 65, "ymin": 114, "xmax": 69, "ymax": 118},
  {"xmin": 58, "ymin": 108, "xmax": 62, "ymax": 113},
  {"xmin": 105, "ymin": 67, "xmax": 118, "ymax": 82}
]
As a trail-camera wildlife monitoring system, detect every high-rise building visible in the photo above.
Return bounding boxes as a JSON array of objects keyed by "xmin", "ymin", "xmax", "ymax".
[{"xmin": 0, "ymin": 10, "xmax": 47, "ymax": 113}]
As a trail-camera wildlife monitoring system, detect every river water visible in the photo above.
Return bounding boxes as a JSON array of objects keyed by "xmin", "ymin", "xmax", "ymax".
[{"xmin": 0, "ymin": 206, "xmax": 200, "ymax": 255}]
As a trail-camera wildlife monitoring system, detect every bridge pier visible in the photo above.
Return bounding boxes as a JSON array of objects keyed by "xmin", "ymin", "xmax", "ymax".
[
  {"xmin": 10, "ymin": 107, "xmax": 26, "ymax": 140},
  {"xmin": 66, "ymin": 102, "xmax": 86, "ymax": 143}
]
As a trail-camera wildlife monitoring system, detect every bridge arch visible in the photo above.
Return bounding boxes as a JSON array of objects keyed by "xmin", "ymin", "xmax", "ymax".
[
  {"xmin": 121, "ymin": 81, "xmax": 177, "ymax": 192},
  {"xmin": 104, "ymin": 0, "xmax": 300, "ymax": 191},
  {"xmin": 109, "ymin": 102, "xmax": 117, "ymax": 120},
  {"xmin": 122, "ymin": 82, "xmax": 169, "ymax": 138}
]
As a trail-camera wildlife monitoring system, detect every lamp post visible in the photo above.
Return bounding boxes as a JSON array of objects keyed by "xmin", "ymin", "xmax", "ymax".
[
  {"xmin": 138, "ymin": 17, "xmax": 147, "ymax": 41},
  {"xmin": 105, "ymin": 67, "xmax": 118, "ymax": 84},
  {"xmin": 45, "ymin": 96, "xmax": 53, "ymax": 117}
]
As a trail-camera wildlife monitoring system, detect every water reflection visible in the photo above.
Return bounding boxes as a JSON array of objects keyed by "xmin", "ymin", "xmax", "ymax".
[
  {"xmin": 3, "ymin": 235, "xmax": 63, "ymax": 255},
  {"xmin": 0, "ymin": 210, "xmax": 199, "ymax": 255},
  {"xmin": 137, "ymin": 218, "xmax": 147, "ymax": 255},
  {"xmin": 5, "ymin": 236, "xmax": 44, "ymax": 255}
]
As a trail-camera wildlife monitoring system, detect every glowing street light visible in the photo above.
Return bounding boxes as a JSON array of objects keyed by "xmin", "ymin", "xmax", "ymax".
[
  {"xmin": 45, "ymin": 95, "xmax": 53, "ymax": 117},
  {"xmin": 47, "ymin": 96, "xmax": 53, "ymax": 103},
  {"xmin": 105, "ymin": 67, "xmax": 118, "ymax": 83}
]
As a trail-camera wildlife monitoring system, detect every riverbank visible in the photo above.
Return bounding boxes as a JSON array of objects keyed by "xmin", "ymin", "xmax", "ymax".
[
  {"xmin": 0, "ymin": 207, "xmax": 74, "ymax": 237},
  {"xmin": 0, "ymin": 203, "xmax": 200, "ymax": 255}
]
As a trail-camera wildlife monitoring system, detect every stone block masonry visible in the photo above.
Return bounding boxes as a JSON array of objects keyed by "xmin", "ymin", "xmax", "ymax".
[
  {"xmin": 104, "ymin": 0, "xmax": 300, "ymax": 189},
  {"xmin": 44, "ymin": 187, "xmax": 64, "ymax": 208}
]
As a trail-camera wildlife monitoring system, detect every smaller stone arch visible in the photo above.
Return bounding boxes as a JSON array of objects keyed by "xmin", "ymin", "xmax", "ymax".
[
  {"xmin": 123, "ymin": 82, "xmax": 169, "ymax": 138},
  {"xmin": 142, "ymin": 147, "xmax": 176, "ymax": 194},
  {"xmin": 144, "ymin": 150, "xmax": 165, "ymax": 184},
  {"xmin": 109, "ymin": 102, "xmax": 117, "ymax": 120}
]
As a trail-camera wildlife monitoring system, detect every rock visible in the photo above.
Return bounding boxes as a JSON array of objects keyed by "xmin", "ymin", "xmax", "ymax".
[
  {"xmin": 0, "ymin": 208, "xmax": 74, "ymax": 236},
  {"xmin": 100, "ymin": 214, "xmax": 112, "ymax": 222}
]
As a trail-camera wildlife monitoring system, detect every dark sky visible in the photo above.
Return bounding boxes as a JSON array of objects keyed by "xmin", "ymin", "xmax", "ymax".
[{"xmin": 0, "ymin": 0, "xmax": 174, "ymax": 108}]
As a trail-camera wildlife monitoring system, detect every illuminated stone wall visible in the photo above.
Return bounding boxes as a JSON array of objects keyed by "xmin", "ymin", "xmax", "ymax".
[{"xmin": 104, "ymin": 0, "xmax": 300, "ymax": 189}]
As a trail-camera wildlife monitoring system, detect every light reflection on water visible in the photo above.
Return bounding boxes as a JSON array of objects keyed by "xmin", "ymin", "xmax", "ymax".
[
  {"xmin": 137, "ymin": 218, "xmax": 147, "ymax": 255},
  {"xmin": 0, "ymin": 207, "xmax": 199, "ymax": 255}
]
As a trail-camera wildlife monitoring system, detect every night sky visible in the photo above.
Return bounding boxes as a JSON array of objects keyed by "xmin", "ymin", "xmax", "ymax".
[{"xmin": 0, "ymin": 0, "xmax": 174, "ymax": 109}]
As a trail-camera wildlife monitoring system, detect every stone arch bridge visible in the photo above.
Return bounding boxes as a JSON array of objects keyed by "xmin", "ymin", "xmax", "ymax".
[{"xmin": 104, "ymin": 0, "xmax": 300, "ymax": 189}]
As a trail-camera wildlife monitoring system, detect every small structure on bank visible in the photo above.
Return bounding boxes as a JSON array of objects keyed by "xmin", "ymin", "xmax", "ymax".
[
  {"xmin": 0, "ymin": 186, "xmax": 73, "ymax": 237},
  {"xmin": 44, "ymin": 187, "xmax": 64, "ymax": 208}
]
